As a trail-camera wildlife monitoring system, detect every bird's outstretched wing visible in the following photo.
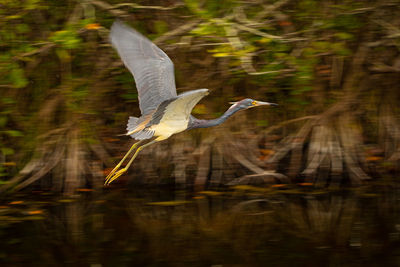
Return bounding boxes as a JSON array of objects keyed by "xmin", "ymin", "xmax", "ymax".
[
  {"xmin": 149, "ymin": 89, "xmax": 209, "ymax": 125},
  {"xmin": 110, "ymin": 20, "xmax": 177, "ymax": 116}
]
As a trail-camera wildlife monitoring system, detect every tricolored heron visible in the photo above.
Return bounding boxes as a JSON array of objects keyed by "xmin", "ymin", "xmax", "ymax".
[{"xmin": 105, "ymin": 20, "xmax": 277, "ymax": 185}]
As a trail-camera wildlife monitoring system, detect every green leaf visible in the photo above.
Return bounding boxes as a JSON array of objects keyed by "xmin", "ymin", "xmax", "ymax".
[
  {"xmin": 258, "ymin": 37, "xmax": 272, "ymax": 44},
  {"xmin": 50, "ymin": 30, "xmax": 81, "ymax": 49},
  {"xmin": 9, "ymin": 68, "xmax": 28, "ymax": 88},
  {"xmin": 313, "ymin": 41, "xmax": 330, "ymax": 51},
  {"xmin": 256, "ymin": 120, "xmax": 269, "ymax": 127},
  {"xmin": 335, "ymin": 32, "xmax": 354, "ymax": 40},
  {"xmin": 1, "ymin": 98, "xmax": 15, "ymax": 105},
  {"xmin": 0, "ymin": 117, "xmax": 7, "ymax": 128},
  {"xmin": 16, "ymin": 24, "xmax": 29, "ymax": 33},
  {"xmin": 25, "ymin": 0, "xmax": 40, "ymax": 10},
  {"xmin": 184, "ymin": 0, "xmax": 210, "ymax": 18},
  {"xmin": 55, "ymin": 49, "xmax": 70, "ymax": 61},
  {"xmin": 1, "ymin": 148, "xmax": 14, "ymax": 156},
  {"xmin": 191, "ymin": 23, "xmax": 217, "ymax": 35},
  {"xmin": 153, "ymin": 21, "xmax": 168, "ymax": 34},
  {"xmin": 331, "ymin": 42, "xmax": 351, "ymax": 56},
  {"xmin": 5, "ymin": 130, "xmax": 23, "ymax": 137},
  {"xmin": 212, "ymin": 52, "xmax": 231, "ymax": 57}
]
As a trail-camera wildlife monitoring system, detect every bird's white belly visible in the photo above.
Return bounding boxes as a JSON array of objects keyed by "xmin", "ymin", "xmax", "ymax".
[{"xmin": 151, "ymin": 119, "xmax": 189, "ymax": 139}]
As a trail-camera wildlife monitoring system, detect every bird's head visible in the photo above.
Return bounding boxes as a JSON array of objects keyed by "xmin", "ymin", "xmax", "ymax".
[{"xmin": 229, "ymin": 98, "xmax": 278, "ymax": 110}]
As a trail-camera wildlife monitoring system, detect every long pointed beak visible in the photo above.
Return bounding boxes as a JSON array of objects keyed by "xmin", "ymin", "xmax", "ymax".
[{"xmin": 256, "ymin": 101, "xmax": 278, "ymax": 106}]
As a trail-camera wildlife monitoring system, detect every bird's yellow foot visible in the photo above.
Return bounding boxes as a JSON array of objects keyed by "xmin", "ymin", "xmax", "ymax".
[
  {"xmin": 104, "ymin": 168, "xmax": 118, "ymax": 185},
  {"xmin": 104, "ymin": 165, "xmax": 122, "ymax": 185},
  {"xmin": 104, "ymin": 168, "xmax": 127, "ymax": 186}
]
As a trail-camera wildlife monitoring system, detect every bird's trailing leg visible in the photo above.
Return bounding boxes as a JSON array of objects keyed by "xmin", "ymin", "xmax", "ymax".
[
  {"xmin": 104, "ymin": 140, "xmax": 144, "ymax": 185},
  {"xmin": 104, "ymin": 139, "xmax": 158, "ymax": 185}
]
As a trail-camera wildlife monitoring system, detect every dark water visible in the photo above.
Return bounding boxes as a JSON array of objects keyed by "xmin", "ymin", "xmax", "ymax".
[{"xmin": 1, "ymin": 184, "xmax": 400, "ymax": 266}]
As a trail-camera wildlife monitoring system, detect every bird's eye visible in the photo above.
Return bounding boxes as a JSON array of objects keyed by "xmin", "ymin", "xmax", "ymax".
[{"xmin": 251, "ymin": 101, "xmax": 257, "ymax": 106}]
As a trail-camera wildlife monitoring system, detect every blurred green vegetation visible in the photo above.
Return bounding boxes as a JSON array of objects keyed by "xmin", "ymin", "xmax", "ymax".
[{"xmin": 0, "ymin": 0, "xmax": 399, "ymax": 193}]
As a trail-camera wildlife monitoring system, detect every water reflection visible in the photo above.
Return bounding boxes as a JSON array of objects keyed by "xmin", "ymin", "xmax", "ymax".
[{"xmin": 1, "ymin": 186, "xmax": 400, "ymax": 266}]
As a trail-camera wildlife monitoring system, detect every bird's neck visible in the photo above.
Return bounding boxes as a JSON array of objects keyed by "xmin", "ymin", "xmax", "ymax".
[{"xmin": 189, "ymin": 105, "xmax": 242, "ymax": 129}]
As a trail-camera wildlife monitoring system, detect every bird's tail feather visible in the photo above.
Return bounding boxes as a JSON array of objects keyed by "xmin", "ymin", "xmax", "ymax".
[
  {"xmin": 126, "ymin": 116, "xmax": 139, "ymax": 133},
  {"xmin": 125, "ymin": 116, "xmax": 155, "ymax": 140}
]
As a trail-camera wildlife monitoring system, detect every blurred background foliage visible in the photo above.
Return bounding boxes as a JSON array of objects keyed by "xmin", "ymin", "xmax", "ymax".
[{"xmin": 0, "ymin": 0, "xmax": 399, "ymax": 193}]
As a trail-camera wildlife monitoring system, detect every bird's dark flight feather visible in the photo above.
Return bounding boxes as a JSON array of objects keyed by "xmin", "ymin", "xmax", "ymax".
[{"xmin": 110, "ymin": 20, "xmax": 177, "ymax": 116}]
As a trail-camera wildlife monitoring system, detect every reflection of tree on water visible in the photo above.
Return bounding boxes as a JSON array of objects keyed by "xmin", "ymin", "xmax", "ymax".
[
  {"xmin": 275, "ymin": 195, "xmax": 358, "ymax": 246},
  {"xmin": 121, "ymin": 190, "xmax": 399, "ymax": 266},
  {"xmin": 1, "ymin": 189, "xmax": 399, "ymax": 265}
]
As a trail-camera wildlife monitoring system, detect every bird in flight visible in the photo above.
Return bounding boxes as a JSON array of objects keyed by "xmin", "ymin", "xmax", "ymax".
[{"xmin": 105, "ymin": 20, "xmax": 277, "ymax": 185}]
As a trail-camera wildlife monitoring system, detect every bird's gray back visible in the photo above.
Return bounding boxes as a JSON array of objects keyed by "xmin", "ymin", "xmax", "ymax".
[
  {"xmin": 148, "ymin": 89, "xmax": 209, "ymax": 126},
  {"xmin": 110, "ymin": 20, "xmax": 177, "ymax": 116}
]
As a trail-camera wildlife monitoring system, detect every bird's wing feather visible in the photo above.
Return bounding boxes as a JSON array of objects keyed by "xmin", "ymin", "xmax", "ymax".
[
  {"xmin": 130, "ymin": 129, "xmax": 155, "ymax": 140},
  {"xmin": 110, "ymin": 20, "xmax": 177, "ymax": 116},
  {"xmin": 126, "ymin": 116, "xmax": 139, "ymax": 133},
  {"xmin": 149, "ymin": 89, "xmax": 209, "ymax": 125}
]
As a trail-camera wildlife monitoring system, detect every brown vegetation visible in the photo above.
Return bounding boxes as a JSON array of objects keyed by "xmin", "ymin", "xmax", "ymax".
[{"xmin": 0, "ymin": 0, "xmax": 399, "ymax": 193}]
